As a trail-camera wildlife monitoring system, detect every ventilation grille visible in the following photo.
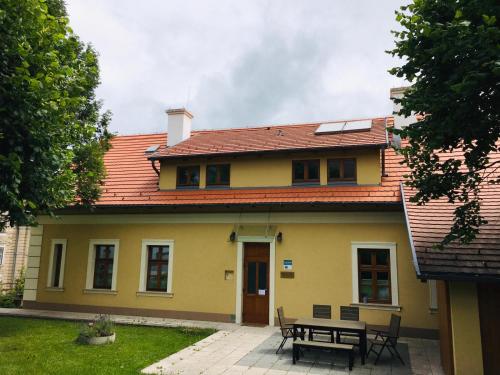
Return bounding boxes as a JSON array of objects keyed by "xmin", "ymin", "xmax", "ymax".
[
  {"xmin": 313, "ymin": 304, "xmax": 331, "ymax": 319},
  {"xmin": 340, "ymin": 306, "xmax": 359, "ymax": 321}
]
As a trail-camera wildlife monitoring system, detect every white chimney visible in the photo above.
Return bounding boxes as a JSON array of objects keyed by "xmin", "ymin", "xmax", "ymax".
[
  {"xmin": 166, "ymin": 108, "xmax": 193, "ymax": 147},
  {"xmin": 390, "ymin": 87, "xmax": 417, "ymax": 130}
]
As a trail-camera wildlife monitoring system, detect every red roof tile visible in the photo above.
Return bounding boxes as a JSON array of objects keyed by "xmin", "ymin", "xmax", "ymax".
[
  {"xmin": 149, "ymin": 118, "xmax": 388, "ymax": 159},
  {"xmin": 96, "ymin": 117, "xmax": 401, "ymax": 208},
  {"xmin": 402, "ymin": 147, "xmax": 500, "ymax": 280}
]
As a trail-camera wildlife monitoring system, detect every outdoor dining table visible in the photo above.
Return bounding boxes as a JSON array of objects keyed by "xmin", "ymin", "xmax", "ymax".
[{"xmin": 292, "ymin": 318, "xmax": 367, "ymax": 365}]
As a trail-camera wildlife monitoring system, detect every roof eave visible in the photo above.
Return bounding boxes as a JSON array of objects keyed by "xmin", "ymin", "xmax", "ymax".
[
  {"xmin": 57, "ymin": 200, "xmax": 402, "ymax": 214},
  {"xmin": 400, "ymin": 182, "xmax": 422, "ymax": 277},
  {"xmin": 417, "ymin": 271, "xmax": 500, "ymax": 283},
  {"xmin": 148, "ymin": 143, "xmax": 388, "ymax": 161}
]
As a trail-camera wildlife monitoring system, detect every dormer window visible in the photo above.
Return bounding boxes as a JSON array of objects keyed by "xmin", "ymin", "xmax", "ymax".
[
  {"xmin": 328, "ymin": 158, "xmax": 356, "ymax": 183},
  {"xmin": 177, "ymin": 166, "xmax": 200, "ymax": 188},
  {"xmin": 292, "ymin": 159, "xmax": 320, "ymax": 184},
  {"xmin": 206, "ymin": 164, "xmax": 230, "ymax": 187}
]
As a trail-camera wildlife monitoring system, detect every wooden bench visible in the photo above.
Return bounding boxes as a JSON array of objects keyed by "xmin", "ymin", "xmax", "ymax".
[{"xmin": 292, "ymin": 340, "xmax": 354, "ymax": 370}]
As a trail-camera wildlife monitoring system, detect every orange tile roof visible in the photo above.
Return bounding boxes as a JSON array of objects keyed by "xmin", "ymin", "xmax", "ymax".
[
  {"xmin": 97, "ymin": 117, "xmax": 401, "ymax": 208},
  {"xmin": 402, "ymin": 147, "xmax": 500, "ymax": 281},
  {"xmin": 149, "ymin": 118, "xmax": 388, "ymax": 159}
]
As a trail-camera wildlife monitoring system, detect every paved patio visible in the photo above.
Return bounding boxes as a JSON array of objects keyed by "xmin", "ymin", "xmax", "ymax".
[
  {"xmin": 143, "ymin": 326, "xmax": 443, "ymax": 375},
  {"xmin": 0, "ymin": 308, "xmax": 443, "ymax": 374}
]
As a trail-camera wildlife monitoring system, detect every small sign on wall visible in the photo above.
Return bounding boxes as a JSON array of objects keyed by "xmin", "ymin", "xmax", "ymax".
[{"xmin": 283, "ymin": 259, "xmax": 293, "ymax": 270}]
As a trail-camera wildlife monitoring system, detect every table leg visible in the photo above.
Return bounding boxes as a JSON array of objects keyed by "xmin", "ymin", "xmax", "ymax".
[
  {"xmin": 293, "ymin": 326, "xmax": 297, "ymax": 341},
  {"xmin": 360, "ymin": 330, "xmax": 367, "ymax": 365}
]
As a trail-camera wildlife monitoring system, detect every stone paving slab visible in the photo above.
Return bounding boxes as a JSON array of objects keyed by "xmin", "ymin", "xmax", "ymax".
[{"xmin": 143, "ymin": 328, "xmax": 444, "ymax": 375}]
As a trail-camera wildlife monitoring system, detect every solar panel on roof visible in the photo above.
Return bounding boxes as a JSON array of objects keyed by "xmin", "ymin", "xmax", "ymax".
[
  {"xmin": 145, "ymin": 144, "xmax": 160, "ymax": 153},
  {"xmin": 315, "ymin": 120, "xmax": 372, "ymax": 135}
]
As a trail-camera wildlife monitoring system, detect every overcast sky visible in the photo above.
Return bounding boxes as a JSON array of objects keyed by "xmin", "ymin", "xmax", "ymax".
[{"xmin": 66, "ymin": 0, "xmax": 407, "ymax": 134}]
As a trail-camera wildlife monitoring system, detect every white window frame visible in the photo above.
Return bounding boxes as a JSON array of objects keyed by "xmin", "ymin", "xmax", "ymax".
[
  {"xmin": 0, "ymin": 245, "xmax": 4, "ymax": 265},
  {"xmin": 351, "ymin": 242, "xmax": 399, "ymax": 307},
  {"xmin": 86, "ymin": 239, "xmax": 120, "ymax": 291},
  {"xmin": 47, "ymin": 239, "xmax": 67, "ymax": 288},
  {"xmin": 428, "ymin": 279, "xmax": 438, "ymax": 311},
  {"xmin": 139, "ymin": 239, "xmax": 174, "ymax": 294}
]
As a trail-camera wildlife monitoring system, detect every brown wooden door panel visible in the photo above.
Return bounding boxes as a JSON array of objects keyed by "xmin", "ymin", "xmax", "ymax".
[
  {"xmin": 478, "ymin": 283, "xmax": 500, "ymax": 375},
  {"xmin": 437, "ymin": 281, "xmax": 454, "ymax": 375},
  {"xmin": 243, "ymin": 243, "xmax": 269, "ymax": 325}
]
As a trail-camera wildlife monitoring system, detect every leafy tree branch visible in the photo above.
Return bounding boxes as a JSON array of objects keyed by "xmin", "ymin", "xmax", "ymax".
[
  {"xmin": 389, "ymin": 0, "xmax": 499, "ymax": 246},
  {"xmin": 0, "ymin": 0, "xmax": 113, "ymax": 230}
]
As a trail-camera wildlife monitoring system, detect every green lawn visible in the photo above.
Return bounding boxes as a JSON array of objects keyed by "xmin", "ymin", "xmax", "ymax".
[{"xmin": 0, "ymin": 316, "xmax": 215, "ymax": 375}]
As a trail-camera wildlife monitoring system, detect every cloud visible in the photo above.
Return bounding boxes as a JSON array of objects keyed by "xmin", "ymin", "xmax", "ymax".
[{"xmin": 66, "ymin": 0, "xmax": 407, "ymax": 134}]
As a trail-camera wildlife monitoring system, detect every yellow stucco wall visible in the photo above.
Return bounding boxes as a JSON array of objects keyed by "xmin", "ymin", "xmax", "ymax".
[
  {"xmin": 159, "ymin": 148, "xmax": 381, "ymax": 189},
  {"xmin": 449, "ymin": 281, "xmax": 484, "ymax": 375},
  {"xmin": 34, "ymin": 215, "xmax": 437, "ymax": 331}
]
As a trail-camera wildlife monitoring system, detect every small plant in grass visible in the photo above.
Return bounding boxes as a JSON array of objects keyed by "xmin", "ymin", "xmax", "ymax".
[{"xmin": 78, "ymin": 315, "xmax": 116, "ymax": 345}]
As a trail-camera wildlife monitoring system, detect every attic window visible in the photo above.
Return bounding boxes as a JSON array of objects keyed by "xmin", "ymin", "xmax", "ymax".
[
  {"xmin": 177, "ymin": 166, "xmax": 200, "ymax": 188},
  {"xmin": 206, "ymin": 164, "xmax": 230, "ymax": 187},
  {"xmin": 328, "ymin": 158, "xmax": 356, "ymax": 183},
  {"xmin": 292, "ymin": 160, "xmax": 320, "ymax": 184}
]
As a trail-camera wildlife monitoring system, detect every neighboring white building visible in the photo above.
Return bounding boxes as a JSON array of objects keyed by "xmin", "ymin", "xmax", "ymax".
[{"xmin": 0, "ymin": 226, "xmax": 30, "ymax": 290}]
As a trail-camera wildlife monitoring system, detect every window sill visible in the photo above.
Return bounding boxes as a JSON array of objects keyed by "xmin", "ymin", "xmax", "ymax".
[
  {"xmin": 45, "ymin": 287, "xmax": 64, "ymax": 292},
  {"xmin": 327, "ymin": 181, "xmax": 358, "ymax": 186},
  {"xmin": 83, "ymin": 289, "xmax": 117, "ymax": 295},
  {"xmin": 205, "ymin": 185, "xmax": 230, "ymax": 190},
  {"xmin": 351, "ymin": 303, "xmax": 401, "ymax": 312},
  {"xmin": 291, "ymin": 182, "xmax": 321, "ymax": 187},
  {"xmin": 136, "ymin": 291, "xmax": 173, "ymax": 298}
]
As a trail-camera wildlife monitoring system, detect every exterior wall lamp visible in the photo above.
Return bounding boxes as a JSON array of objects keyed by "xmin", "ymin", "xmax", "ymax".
[
  {"xmin": 276, "ymin": 232, "xmax": 283, "ymax": 242},
  {"xmin": 229, "ymin": 231, "xmax": 236, "ymax": 242}
]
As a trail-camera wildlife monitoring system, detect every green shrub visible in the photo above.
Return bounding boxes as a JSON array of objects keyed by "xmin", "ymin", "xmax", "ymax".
[
  {"xmin": 0, "ymin": 291, "xmax": 16, "ymax": 308},
  {"xmin": 0, "ymin": 269, "xmax": 25, "ymax": 308}
]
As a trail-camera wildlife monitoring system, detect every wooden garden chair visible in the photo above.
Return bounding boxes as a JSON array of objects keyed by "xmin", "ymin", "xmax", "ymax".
[
  {"xmin": 367, "ymin": 314, "xmax": 405, "ymax": 365},
  {"xmin": 276, "ymin": 306, "xmax": 294, "ymax": 354}
]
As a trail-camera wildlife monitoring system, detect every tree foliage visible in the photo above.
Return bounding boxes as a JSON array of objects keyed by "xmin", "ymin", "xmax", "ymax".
[
  {"xmin": 0, "ymin": 0, "xmax": 113, "ymax": 230},
  {"xmin": 389, "ymin": 0, "xmax": 500, "ymax": 246}
]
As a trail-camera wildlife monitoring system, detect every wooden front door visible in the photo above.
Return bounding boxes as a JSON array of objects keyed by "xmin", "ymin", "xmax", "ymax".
[
  {"xmin": 242, "ymin": 243, "xmax": 270, "ymax": 325},
  {"xmin": 478, "ymin": 283, "xmax": 500, "ymax": 375}
]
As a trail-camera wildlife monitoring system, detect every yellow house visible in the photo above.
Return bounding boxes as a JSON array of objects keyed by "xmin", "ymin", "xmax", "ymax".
[{"xmin": 23, "ymin": 107, "xmax": 439, "ymax": 341}]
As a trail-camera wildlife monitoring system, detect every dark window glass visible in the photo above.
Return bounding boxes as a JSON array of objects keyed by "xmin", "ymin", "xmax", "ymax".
[
  {"xmin": 247, "ymin": 262, "xmax": 257, "ymax": 294},
  {"xmin": 328, "ymin": 160, "xmax": 341, "ymax": 179},
  {"xmin": 292, "ymin": 160, "xmax": 320, "ymax": 184},
  {"xmin": 358, "ymin": 249, "xmax": 391, "ymax": 304},
  {"xmin": 258, "ymin": 262, "xmax": 267, "ymax": 290},
  {"xmin": 206, "ymin": 164, "xmax": 230, "ymax": 186},
  {"xmin": 359, "ymin": 250, "xmax": 372, "ymax": 265},
  {"xmin": 328, "ymin": 158, "xmax": 356, "ymax": 182},
  {"xmin": 52, "ymin": 243, "xmax": 63, "ymax": 287},
  {"xmin": 308, "ymin": 162, "xmax": 319, "ymax": 180},
  {"xmin": 343, "ymin": 159, "xmax": 356, "ymax": 179},
  {"xmin": 147, "ymin": 245, "xmax": 169, "ymax": 291},
  {"xmin": 93, "ymin": 245, "xmax": 114, "ymax": 289},
  {"xmin": 293, "ymin": 161, "xmax": 305, "ymax": 180},
  {"xmin": 177, "ymin": 166, "xmax": 200, "ymax": 187},
  {"xmin": 376, "ymin": 251, "xmax": 389, "ymax": 266}
]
